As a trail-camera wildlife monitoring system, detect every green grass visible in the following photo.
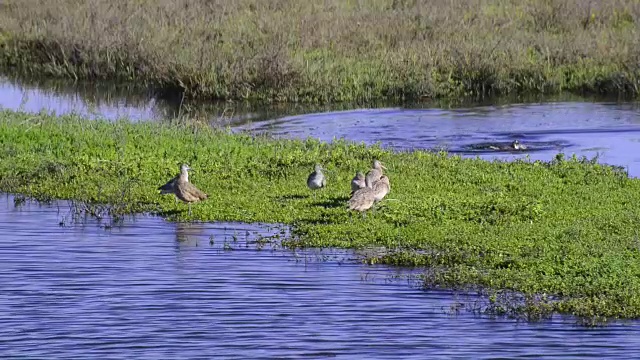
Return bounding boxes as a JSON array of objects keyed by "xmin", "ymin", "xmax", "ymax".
[
  {"xmin": 0, "ymin": 0, "xmax": 639, "ymax": 103},
  {"xmin": 2, "ymin": 109, "xmax": 640, "ymax": 322}
]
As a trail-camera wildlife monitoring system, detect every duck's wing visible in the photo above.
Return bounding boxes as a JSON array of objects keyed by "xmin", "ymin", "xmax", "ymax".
[
  {"xmin": 348, "ymin": 188, "xmax": 374, "ymax": 210},
  {"xmin": 158, "ymin": 175, "xmax": 178, "ymax": 193},
  {"xmin": 188, "ymin": 183, "xmax": 208, "ymax": 200}
]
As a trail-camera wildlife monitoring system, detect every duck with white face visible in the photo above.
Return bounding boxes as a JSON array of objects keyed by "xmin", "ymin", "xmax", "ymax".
[
  {"xmin": 511, "ymin": 140, "xmax": 527, "ymax": 150},
  {"xmin": 170, "ymin": 164, "xmax": 208, "ymax": 215},
  {"xmin": 158, "ymin": 164, "xmax": 192, "ymax": 202},
  {"xmin": 489, "ymin": 140, "xmax": 527, "ymax": 151},
  {"xmin": 158, "ymin": 164, "xmax": 207, "ymax": 215}
]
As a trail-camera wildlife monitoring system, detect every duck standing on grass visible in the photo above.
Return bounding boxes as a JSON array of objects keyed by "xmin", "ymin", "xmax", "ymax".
[
  {"xmin": 348, "ymin": 175, "xmax": 391, "ymax": 214},
  {"xmin": 372, "ymin": 175, "xmax": 390, "ymax": 202},
  {"xmin": 365, "ymin": 160, "xmax": 386, "ymax": 188},
  {"xmin": 307, "ymin": 164, "xmax": 326, "ymax": 198},
  {"xmin": 167, "ymin": 164, "xmax": 208, "ymax": 215},
  {"xmin": 348, "ymin": 187, "xmax": 375, "ymax": 213}
]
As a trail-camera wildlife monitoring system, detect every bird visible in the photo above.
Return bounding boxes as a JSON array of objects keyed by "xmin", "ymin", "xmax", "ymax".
[
  {"xmin": 350, "ymin": 172, "xmax": 366, "ymax": 194},
  {"xmin": 307, "ymin": 164, "xmax": 326, "ymax": 198},
  {"xmin": 348, "ymin": 186, "xmax": 376, "ymax": 213},
  {"xmin": 348, "ymin": 174, "xmax": 391, "ymax": 216},
  {"xmin": 372, "ymin": 175, "xmax": 390, "ymax": 202},
  {"xmin": 365, "ymin": 160, "xmax": 386, "ymax": 188},
  {"xmin": 512, "ymin": 140, "xmax": 527, "ymax": 150},
  {"xmin": 171, "ymin": 164, "xmax": 208, "ymax": 215},
  {"xmin": 489, "ymin": 140, "xmax": 527, "ymax": 151}
]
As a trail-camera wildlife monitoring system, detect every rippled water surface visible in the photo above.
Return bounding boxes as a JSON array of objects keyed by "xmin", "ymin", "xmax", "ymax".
[
  {"xmin": 2, "ymin": 196, "xmax": 640, "ymax": 359},
  {"xmin": 244, "ymin": 102, "xmax": 640, "ymax": 176},
  {"xmin": 2, "ymin": 78, "xmax": 640, "ymax": 357}
]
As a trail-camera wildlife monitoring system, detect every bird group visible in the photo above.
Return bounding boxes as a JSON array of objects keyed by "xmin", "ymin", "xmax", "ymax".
[
  {"xmin": 306, "ymin": 159, "xmax": 391, "ymax": 214},
  {"xmin": 160, "ymin": 138, "xmax": 528, "ymax": 216},
  {"xmin": 159, "ymin": 159, "xmax": 390, "ymax": 216}
]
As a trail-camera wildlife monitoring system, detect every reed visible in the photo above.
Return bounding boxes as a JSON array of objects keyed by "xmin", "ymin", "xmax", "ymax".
[{"xmin": 0, "ymin": 0, "xmax": 638, "ymax": 103}]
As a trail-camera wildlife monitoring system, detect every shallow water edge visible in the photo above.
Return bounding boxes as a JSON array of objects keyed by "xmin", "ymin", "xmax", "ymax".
[{"xmin": 4, "ymin": 107, "xmax": 640, "ymax": 320}]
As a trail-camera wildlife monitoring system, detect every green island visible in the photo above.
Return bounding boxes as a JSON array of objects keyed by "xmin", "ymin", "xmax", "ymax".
[
  {"xmin": 0, "ymin": 0, "xmax": 639, "ymax": 102},
  {"xmin": 2, "ymin": 0, "xmax": 640, "ymax": 324},
  {"xmin": 2, "ymin": 110, "xmax": 640, "ymax": 322}
]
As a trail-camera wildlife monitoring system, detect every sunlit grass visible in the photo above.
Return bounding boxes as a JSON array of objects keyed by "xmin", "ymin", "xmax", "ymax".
[{"xmin": 2, "ymin": 110, "xmax": 640, "ymax": 322}]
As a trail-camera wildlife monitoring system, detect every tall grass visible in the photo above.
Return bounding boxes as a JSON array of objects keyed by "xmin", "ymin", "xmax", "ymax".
[{"xmin": 0, "ymin": 0, "xmax": 639, "ymax": 102}]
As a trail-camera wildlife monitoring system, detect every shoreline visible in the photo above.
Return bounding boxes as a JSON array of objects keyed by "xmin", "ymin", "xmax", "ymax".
[
  {"xmin": 1, "ymin": 0, "xmax": 639, "ymax": 103},
  {"xmin": 2, "ymin": 109, "xmax": 640, "ymax": 322}
]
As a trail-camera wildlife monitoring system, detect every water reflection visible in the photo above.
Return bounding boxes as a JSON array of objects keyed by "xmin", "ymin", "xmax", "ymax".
[
  {"xmin": 175, "ymin": 221, "xmax": 206, "ymax": 243},
  {"xmin": 0, "ymin": 76, "xmax": 165, "ymax": 120},
  {"xmin": 0, "ymin": 76, "xmax": 398, "ymax": 126},
  {"xmin": 1, "ymin": 75, "xmax": 624, "ymax": 126},
  {"xmin": 0, "ymin": 76, "xmax": 299, "ymax": 125}
]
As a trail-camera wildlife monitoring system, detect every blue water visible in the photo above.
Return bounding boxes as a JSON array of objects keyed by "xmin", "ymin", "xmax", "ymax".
[
  {"xmin": 243, "ymin": 102, "xmax": 640, "ymax": 177},
  {"xmin": 1, "ymin": 195, "xmax": 640, "ymax": 359},
  {"xmin": 3, "ymin": 77, "xmax": 640, "ymax": 176},
  {"xmin": 2, "ymin": 78, "xmax": 640, "ymax": 358}
]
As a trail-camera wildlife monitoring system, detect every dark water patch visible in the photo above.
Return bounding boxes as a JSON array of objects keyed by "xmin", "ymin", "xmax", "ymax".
[
  {"xmin": 456, "ymin": 140, "xmax": 570, "ymax": 154},
  {"xmin": 1, "ymin": 75, "xmax": 630, "ymax": 125},
  {"xmin": 3, "ymin": 195, "xmax": 640, "ymax": 358}
]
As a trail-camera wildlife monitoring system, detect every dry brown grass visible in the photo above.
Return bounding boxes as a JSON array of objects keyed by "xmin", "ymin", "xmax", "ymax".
[{"xmin": 0, "ymin": 0, "xmax": 639, "ymax": 102}]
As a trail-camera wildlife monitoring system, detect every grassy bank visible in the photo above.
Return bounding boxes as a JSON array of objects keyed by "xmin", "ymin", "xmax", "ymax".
[
  {"xmin": 0, "ymin": 0, "xmax": 639, "ymax": 103},
  {"xmin": 2, "ymin": 110, "xmax": 640, "ymax": 322}
]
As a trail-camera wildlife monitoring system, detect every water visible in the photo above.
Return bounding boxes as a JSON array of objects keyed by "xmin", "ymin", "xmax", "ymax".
[
  {"xmin": 0, "ymin": 77, "xmax": 169, "ymax": 121},
  {"xmin": 243, "ymin": 102, "xmax": 640, "ymax": 176},
  {"xmin": 0, "ymin": 76, "xmax": 357, "ymax": 126},
  {"xmin": 2, "ymin": 195, "xmax": 640, "ymax": 359},
  {"xmin": 2, "ymin": 77, "xmax": 640, "ymax": 357},
  {"xmin": 3, "ymin": 76, "xmax": 639, "ymax": 176}
]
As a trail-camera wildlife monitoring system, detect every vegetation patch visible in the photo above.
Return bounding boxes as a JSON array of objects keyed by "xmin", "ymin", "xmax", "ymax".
[
  {"xmin": 2, "ymin": 110, "xmax": 640, "ymax": 322},
  {"xmin": 0, "ymin": 0, "xmax": 639, "ymax": 102}
]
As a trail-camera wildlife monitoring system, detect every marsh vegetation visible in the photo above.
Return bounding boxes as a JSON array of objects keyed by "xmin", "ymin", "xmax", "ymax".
[
  {"xmin": 0, "ymin": 0, "xmax": 639, "ymax": 102},
  {"xmin": 2, "ymin": 110, "xmax": 640, "ymax": 321}
]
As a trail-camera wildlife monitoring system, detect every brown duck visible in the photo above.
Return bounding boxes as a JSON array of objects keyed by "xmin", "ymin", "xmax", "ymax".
[
  {"xmin": 348, "ymin": 175, "xmax": 391, "ymax": 213},
  {"xmin": 365, "ymin": 159, "xmax": 386, "ymax": 188}
]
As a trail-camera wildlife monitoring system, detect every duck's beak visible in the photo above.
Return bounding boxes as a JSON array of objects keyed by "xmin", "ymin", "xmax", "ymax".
[{"xmin": 381, "ymin": 163, "xmax": 387, "ymax": 170}]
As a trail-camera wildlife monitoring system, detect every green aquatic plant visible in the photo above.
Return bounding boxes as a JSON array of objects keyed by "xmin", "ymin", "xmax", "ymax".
[{"xmin": 2, "ymin": 109, "xmax": 640, "ymax": 322}]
